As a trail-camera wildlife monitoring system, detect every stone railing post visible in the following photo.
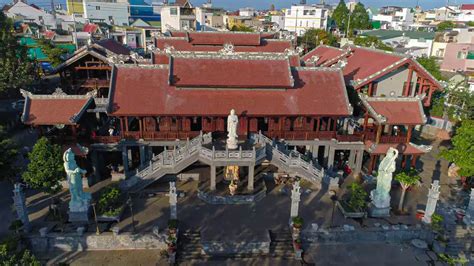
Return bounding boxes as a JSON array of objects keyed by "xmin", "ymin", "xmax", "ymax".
[
  {"xmin": 212, "ymin": 146, "xmax": 215, "ymax": 160},
  {"xmin": 239, "ymin": 146, "xmax": 242, "ymax": 158}
]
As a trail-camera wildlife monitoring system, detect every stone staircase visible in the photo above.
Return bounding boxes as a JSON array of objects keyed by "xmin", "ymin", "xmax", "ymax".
[
  {"xmin": 177, "ymin": 230, "xmax": 207, "ymax": 262},
  {"xmin": 123, "ymin": 132, "xmax": 326, "ymax": 192},
  {"xmin": 269, "ymin": 229, "xmax": 295, "ymax": 259}
]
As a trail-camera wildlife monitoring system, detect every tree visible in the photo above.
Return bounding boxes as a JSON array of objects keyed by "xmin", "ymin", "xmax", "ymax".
[
  {"xmin": 353, "ymin": 36, "xmax": 393, "ymax": 51},
  {"xmin": 395, "ymin": 168, "xmax": 421, "ymax": 211},
  {"xmin": 0, "ymin": 13, "xmax": 37, "ymax": 97},
  {"xmin": 0, "ymin": 127, "xmax": 18, "ymax": 183},
  {"xmin": 416, "ymin": 56, "xmax": 444, "ymax": 81},
  {"xmin": 436, "ymin": 21, "xmax": 454, "ymax": 32},
  {"xmin": 440, "ymin": 120, "xmax": 474, "ymax": 177},
  {"xmin": 37, "ymin": 39, "xmax": 68, "ymax": 67},
  {"xmin": 270, "ymin": 4, "xmax": 275, "ymax": 11},
  {"xmin": 349, "ymin": 3, "xmax": 371, "ymax": 32},
  {"xmin": 230, "ymin": 25, "xmax": 254, "ymax": 32},
  {"xmin": 22, "ymin": 137, "xmax": 64, "ymax": 195},
  {"xmin": 332, "ymin": 0, "xmax": 349, "ymax": 31},
  {"xmin": 443, "ymin": 80, "xmax": 474, "ymax": 121},
  {"xmin": 467, "ymin": 21, "xmax": 474, "ymax": 27},
  {"xmin": 300, "ymin": 29, "xmax": 337, "ymax": 50}
]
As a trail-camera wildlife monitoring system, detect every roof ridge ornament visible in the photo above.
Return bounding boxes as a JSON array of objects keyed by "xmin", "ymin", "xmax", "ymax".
[
  {"xmin": 52, "ymin": 88, "xmax": 67, "ymax": 96},
  {"xmin": 220, "ymin": 43, "xmax": 235, "ymax": 55}
]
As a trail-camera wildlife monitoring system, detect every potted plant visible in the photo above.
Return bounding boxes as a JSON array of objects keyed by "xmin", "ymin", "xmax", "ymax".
[
  {"xmin": 292, "ymin": 216, "xmax": 304, "ymax": 229},
  {"xmin": 293, "ymin": 238, "xmax": 302, "ymax": 250},
  {"xmin": 337, "ymin": 182, "xmax": 368, "ymax": 218},
  {"xmin": 168, "ymin": 219, "xmax": 178, "ymax": 235}
]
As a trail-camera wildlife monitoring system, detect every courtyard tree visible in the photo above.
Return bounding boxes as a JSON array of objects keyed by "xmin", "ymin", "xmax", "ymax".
[
  {"xmin": 332, "ymin": 0, "xmax": 349, "ymax": 31},
  {"xmin": 0, "ymin": 127, "xmax": 18, "ymax": 183},
  {"xmin": 0, "ymin": 12, "xmax": 37, "ymax": 97},
  {"xmin": 353, "ymin": 36, "xmax": 393, "ymax": 51},
  {"xmin": 37, "ymin": 39, "xmax": 68, "ymax": 67},
  {"xmin": 22, "ymin": 137, "xmax": 64, "ymax": 195},
  {"xmin": 349, "ymin": 3, "xmax": 371, "ymax": 32},
  {"xmin": 436, "ymin": 21, "xmax": 455, "ymax": 32},
  {"xmin": 416, "ymin": 56, "xmax": 444, "ymax": 81},
  {"xmin": 439, "ymin": 120, "xmax": 474, "ymax": 177},
  {"xmin": 301, "ymin": 28, "xmax": 338, "ymax": 50},
  {"xmin": 395, "ymin": 168, "xmax": 421, "ymax": 212}
]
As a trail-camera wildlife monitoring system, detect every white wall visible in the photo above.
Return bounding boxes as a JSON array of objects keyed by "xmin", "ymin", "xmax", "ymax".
[
  {"xmin": 161, "ymin": 6, "xmax": 181, "ymax": 32},
  {"xmin": 271, "ymin": 15, "xmax": 285, "ymax": 30},
  {"xmin": 5, "ymin": 2, "xmax": 57, "ymax": 29},
  {"xmin": 284, "ymin": 5, "xmax": 328, "ymax": 36},
  {"xmin": 83, "ymin": 0, "xmax": 129, "ymax": 26}
]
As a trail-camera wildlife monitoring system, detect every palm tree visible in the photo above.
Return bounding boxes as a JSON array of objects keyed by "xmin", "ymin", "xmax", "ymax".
[{"xmin": 395, "ymin": 168, "xmax": 421, "ymax": 212}]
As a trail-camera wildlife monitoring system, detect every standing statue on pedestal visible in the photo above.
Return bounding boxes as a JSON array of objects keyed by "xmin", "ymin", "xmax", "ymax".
[
  {"xmin": 64, "ymin": 148, "xmax": 91, "ymax": 222},
  {"xmin": 226, "ymin": 109, "xmax": 238, "ymax": 149},
  {"xmin": 369, "ymin": 147, "xmax": 398, "ymax": 217}
]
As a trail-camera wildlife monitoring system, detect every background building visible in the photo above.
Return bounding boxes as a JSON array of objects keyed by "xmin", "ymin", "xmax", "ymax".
[{"xmin": 284, "ymin": 4, "xmax": 328, "ymax": 36}]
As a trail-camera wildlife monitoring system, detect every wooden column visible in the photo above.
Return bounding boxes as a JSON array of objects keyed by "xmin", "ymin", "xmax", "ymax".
[
  {"xmin": 411, "ymin": 155, "xmax": 418, "ymax": 168},
  {"xmin": 375, "ymin": 124, "xmax": 383, "ymax": 144},
  {"xmin": 406, "ymin": 125, "xmax": 413, "ymax": 143},
  {"xmin": 368, "ymin": 82, "xmax": 373, "ymax": 96},
  {"xmin": 139, "ymin": 117, "xmax": 143, "ymax": 138},
  {"xmin": 125, "ymin": 117, "xmax": 129, "ymax": 132},
  {"xmin": 401, "ymin": 155, "xmax": 407, "ymax": 170},
  {"xmin": 332, "ymin": 118, "xmax": 337, "ymax": 132},
  {"xmin": 368, "ymin": 155, "xmax": 377, "ymax": 174},
  {"xmin": 71, "ymin": 125, "xmax": 77, "ymax": 137},
  {"xmin": 404, "ymin": 67, "xmax": 413, "ymax": 96},
  {"xmin": 316, "ymin": 117, "xmax": 320, "ymax": 135},
  {"xmin": 119, "ymin": 117, "xmax": 124, "ymax": 137},
  {"xmin": 426, "ymin": 85, "xmax": 434, "ymax": 106}
]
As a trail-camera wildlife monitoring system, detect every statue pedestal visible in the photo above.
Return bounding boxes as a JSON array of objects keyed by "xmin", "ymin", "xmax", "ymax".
[
  {"xmin": 369, "ymin": 190, "xmax": 391, "ymax": 217},
  {"xmin": 68, "ymin": 198, "xmax": 91, "ymax": 223},
  {"xmin": 226, "ymin": 137, "xmax": 238, "ymax": 150},
  {"xmin": 368, "ymin": 203, "xmax": 391, "ymax": 217}
]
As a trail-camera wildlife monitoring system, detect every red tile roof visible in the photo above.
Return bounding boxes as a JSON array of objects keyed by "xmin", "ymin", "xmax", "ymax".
[
  {"xmin": 170, "ymin": 56, "xmax": 293, "ymax": 88},
  {"xmin": 460, "ymin": 4, "xmax": 474, "ymax": 10},
  {"xmin": 302, "ymin": 45, "xmax": 346, "ymax": 67},
  {"xmin": 83, "ymin": 23, "xmax": 99, "ymax": 33},
  {"xmin": 302, "ymin": 45, "xmax": 443, "ymax": 90},
  {"xmin": 364, "ymin": 97, "xmax": 426, "ymax": 125},
  {"xmin": 155, "ymin": 38, "xmax": 292, "ymax": 53},
  {"xmin": 187, "ymin": 32, "xmax": 261, "ymax": 46},
  {"xmin": 96, "ymin": 39, "xmax": 131, "ymax": 55},
  {"xmin": 365, "ymin": 141, "xmax": 427, "ymax": 155},
  {"xmin": 23, "ymin": 97, "xmax": 92, "ymax": 125},
  {"xmin": 109, "ymin": 65, "xmax": 351, "ymax": 117},
  {"xmin": 341, "ymin": 47, "xmax": 406, "ymax": 84}
]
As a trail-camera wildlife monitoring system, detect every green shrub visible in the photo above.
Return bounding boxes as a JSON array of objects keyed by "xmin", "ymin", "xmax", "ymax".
[
  {"xmin": 346, "ymin": 183, "xmax": 367, "ymax": 212},
  {"xmin": 97, "ymin": 186, "xmax": 123, "ymax": 216}
]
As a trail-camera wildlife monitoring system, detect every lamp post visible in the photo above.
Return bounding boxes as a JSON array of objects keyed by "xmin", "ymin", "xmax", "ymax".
[
  {"xmin": 91, "ymin": 203, "xmax": 100, "ymax": 235},
  {"xmin": 127, "ymin": 195, "xmax": 136, "ymax": 233},
  {"xmin": 329, "ymin": 191, "xmax": 338, "ymax": 228}
]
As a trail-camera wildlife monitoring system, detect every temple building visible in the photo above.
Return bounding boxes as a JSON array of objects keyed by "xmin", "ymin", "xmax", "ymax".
[{"xmin": 21, "ymin": 31, "xmax": 442, "ymax": 191}]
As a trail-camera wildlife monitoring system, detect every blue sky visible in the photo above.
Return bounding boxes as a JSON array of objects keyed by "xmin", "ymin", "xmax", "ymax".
[{"xmin": 3, "ymin": 0, "xmax": 474, "ymax": 11}]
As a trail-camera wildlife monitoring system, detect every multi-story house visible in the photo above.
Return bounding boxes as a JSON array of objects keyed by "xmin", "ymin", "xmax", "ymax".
[
  {"xmin": 284, "ymin": 3, "xmax": 328, "ymax": 36},
  {"xmin": 372, "ymin": 6, "xmax": 414, "ymax": 30},
  {"xmin": 66, "ymin": 0, "xmax": 130, "ymax": 26},
  {"xmin": 3, "ymin": 1, "xmax": 57, "ymax": 29},
  {"xmin": 160, "ymin": 0, "xmax": 195, "ymax": 32}
]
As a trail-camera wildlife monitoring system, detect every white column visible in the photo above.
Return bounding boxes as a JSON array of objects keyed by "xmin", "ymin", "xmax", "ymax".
[
  {"xmin": 122, "ymin": 146, "xmax": 129, "ymax": 173},
  {"xmin": 348, "ymin": 149, "xmax": 356, "ymax": 168},
  {"xmin": 247, "ymin": 165, "xmax": 255, "ymax": 191},
  {"xmin": 464, "ymin": 189, "xmax": 474, "ymax": 226},
  {"xmin": 354, "ymin": 150, "xmax": 364, "ymax": 176},
  {"xmin": 290, "ymin": 180, "xmax": 301, "ymax": 218},
  {"xmin": 327, "ymin": 146, "xmax": 335, "ymax": 169},
  {"xmin": 210, "ymin": 165, "xmax": 216, "ymax": 191},
  {"xmin": 139, "ymin": 145, "xmax": 146, "ymax": 168},
  {"xmin": 422, "ymin": 180, "xmax": 440, "ymax": 224},
  {"xmin": 169, "ymin": 182, "xmax": 177, "ymax": 220},
  {"xmin": 13, "ymin": 184, "xmax": 30, "ymax": 232}
]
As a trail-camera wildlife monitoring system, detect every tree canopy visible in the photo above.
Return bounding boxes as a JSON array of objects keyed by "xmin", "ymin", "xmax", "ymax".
[
  {"xmin": 0, "ymin": 13, "xmax": 37, "ymax": 97},
  {"xmin": 440, "ymin": 120, "xmax": 474, "ymax": 177},
  {"xmin": 300, "ymin": 28, "xmax": 338, "ymax": 50},
  {"xmin": 353, "ymin": 36, "xmax": 393, "ymax": 51},
  {"xmin": 37, "ymin": 39, "xmax": 68, "ymax": 67},
  {"xmin": 332, "ymin": 0, "xmax": 349, "ymax": 31},
  {"xmin": 436, "ymin": 21, "xmax": 455, "ymax": 32},
  {"xmin": 349, "ymin": 3, "xmax": 371, "ymax": 32},
  {"xmin": 22, "ymin": 137, "xmax": 64, "ymax": 194},
  {"xmin": 230, "ymin": 25, "xmax": 254, "ymax": 32},
  {"xmin": 416, "ymin": 56, "xmax": 444, "ymax": 81},
  {"xmin": 0, "ymin": 127, "xmax": 18, "ymax": 183}
]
